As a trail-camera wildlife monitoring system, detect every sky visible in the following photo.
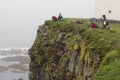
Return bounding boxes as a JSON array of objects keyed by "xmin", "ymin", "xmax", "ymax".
[{"xmin": 0, "ymin": 0, "xmax": 95, "ymax": 48}]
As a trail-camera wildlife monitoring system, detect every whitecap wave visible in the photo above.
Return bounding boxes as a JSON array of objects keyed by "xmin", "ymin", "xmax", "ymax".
[
  {"xmin": 0, "ymin": 47, "xmax": 29, "ymax": 51},
  {"xmin": 0, "ymin": 48, "xmax": 28, "ymax": 59}
]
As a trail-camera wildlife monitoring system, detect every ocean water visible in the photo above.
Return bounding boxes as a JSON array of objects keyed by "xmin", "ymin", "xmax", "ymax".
[{"xmin": 0, "ymin": 48, "xmax": 30, "ymax": 80}]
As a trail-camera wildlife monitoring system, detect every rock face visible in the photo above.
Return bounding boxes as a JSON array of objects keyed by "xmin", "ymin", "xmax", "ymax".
[{"xmin": 29, "ymin": 19, "xmax": 120, "ymax": 80}]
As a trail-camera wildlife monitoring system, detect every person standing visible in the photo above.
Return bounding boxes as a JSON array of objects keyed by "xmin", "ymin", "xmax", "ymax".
[{"xmin": 101, "ymin": 15, "xmax": 109, "ymax": 28}]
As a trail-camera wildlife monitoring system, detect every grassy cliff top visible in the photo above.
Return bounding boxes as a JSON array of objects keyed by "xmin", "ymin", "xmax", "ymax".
[
  {"xmin": 33, "ymin": 18, "xmax": 120, "ymax": 80},
  {"xmin": 43, "ymin": 18, "xmax": 120, "ymax": 44}
]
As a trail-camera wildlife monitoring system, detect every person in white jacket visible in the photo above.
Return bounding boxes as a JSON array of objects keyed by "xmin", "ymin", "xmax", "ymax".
[{"xmin": 101, "ymin": 15, "xmax": 109, "ymax": 28}]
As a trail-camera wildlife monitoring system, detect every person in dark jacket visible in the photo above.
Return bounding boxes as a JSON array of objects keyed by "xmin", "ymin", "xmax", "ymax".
[{"xmin": 58, "ymin": 13, "xmax": 63, "ymax": 21}]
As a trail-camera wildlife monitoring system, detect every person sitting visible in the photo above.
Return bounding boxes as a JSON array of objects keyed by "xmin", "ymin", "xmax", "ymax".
[
  {"xmin": 90, "ymin": 23, "xmax": 98, "ymax": 28},
  {"xmin": 52, "ymin": 16, "xmax": 58, "ymax": 21},
  {"xmin": 58, "ymin": 13, "xmax": 63, "ymax": 21}
]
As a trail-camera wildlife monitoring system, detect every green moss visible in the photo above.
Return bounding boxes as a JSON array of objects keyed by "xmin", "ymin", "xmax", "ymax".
[
  {"xmin": 95, "ymin": 59, "xmax": 120, "ymax": 80},
  {"xmin": 101, "ymin": 50, "xmax": 119, "ymax": 65},
  {"xmin": 95, "ymin": 50, "xmax": 120, "ymax": 80}
]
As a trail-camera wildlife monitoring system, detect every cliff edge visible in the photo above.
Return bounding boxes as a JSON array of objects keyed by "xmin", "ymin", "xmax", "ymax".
[{"xmin": 29, "ymin": 18, "xmax": 120, "ymax": 80}]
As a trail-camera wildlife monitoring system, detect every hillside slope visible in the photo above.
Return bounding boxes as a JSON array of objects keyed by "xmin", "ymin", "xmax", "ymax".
[{"xmin": 29, "ymin": 18, "xmax": 120, "ymax": 80}]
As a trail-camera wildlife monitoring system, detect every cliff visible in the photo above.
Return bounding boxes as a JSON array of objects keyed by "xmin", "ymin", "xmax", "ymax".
[{"xmin": 28, "ymin": 18, "xmax": 120, "ymax": 80}]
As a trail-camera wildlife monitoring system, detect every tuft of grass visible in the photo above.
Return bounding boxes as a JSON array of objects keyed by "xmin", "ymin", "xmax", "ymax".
[{"xmin": 95, "ymin": 59, "xmax": 120, "ymax": 80}]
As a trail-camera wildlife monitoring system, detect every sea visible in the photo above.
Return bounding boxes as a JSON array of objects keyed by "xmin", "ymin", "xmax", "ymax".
[{"xmin": 0, "ymin": 48, "xmax": 30, "ymax": 80}]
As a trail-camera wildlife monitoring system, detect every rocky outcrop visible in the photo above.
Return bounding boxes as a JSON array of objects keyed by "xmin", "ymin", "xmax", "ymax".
[{"xmin": 28, "ymin": 19, "xmax": 120, "ymax": 80}]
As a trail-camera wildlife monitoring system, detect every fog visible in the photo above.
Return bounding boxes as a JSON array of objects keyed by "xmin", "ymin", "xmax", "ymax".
[{"xmin": 0, "ymin": 0, "xmax": 95, "ymax": 48}]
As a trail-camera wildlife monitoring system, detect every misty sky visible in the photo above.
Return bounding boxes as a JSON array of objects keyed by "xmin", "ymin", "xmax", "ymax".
[{"xmin": 0, "ymin": 0, "xmax": 95, "ymax": 48}]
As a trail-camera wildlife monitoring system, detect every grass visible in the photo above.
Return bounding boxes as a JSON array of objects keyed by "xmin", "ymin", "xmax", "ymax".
[
  {"xmin": 86, "ymin": 21, "xmax": 120, "ymax": 80},
  {"xmin": 38, "ymin": 18, "xmax": 120, "ymax": 80},
  {"xmin": 109, "ymin": 23, "xmax": 120, "ymax": 33},
  {"xmin": 95, "ymin": 22, "xmax": 120, "ymax": 33}
]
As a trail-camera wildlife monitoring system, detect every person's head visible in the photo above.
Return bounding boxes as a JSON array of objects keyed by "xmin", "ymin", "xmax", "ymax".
[
  {"xmin": 102, "ymin": 15, "xmax": 106, "ymax": 17},
  {"xmin": 102, "ymin": 15, "xmax": 106, "ymax": 19}
]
